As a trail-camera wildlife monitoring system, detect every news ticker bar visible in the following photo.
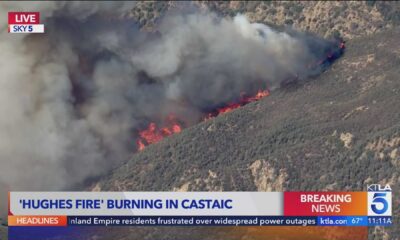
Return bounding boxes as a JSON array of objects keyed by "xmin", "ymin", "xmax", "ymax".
[
  {"xmin": 8, "ymin": 190, "xmax": 392, "ymax": 227},
  {"xmin": 7, "ymin": 216, "xmax": 393, "ymax": 227}
]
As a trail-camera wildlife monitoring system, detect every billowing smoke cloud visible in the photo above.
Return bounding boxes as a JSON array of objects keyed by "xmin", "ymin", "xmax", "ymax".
[{"xmin": 0, "ymin": 1, "xmax": 340, "ymax": 217}]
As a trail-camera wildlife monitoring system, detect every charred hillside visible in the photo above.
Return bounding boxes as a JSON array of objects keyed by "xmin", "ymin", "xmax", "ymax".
[{"xmin": 96, "ymin": 27, "xmax": 400, "ymax": 239}]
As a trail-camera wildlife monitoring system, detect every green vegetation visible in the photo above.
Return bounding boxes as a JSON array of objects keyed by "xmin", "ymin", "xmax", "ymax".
[{"xmin": 98, "ymin": 26, "xmax": 400, "ymax": 239}]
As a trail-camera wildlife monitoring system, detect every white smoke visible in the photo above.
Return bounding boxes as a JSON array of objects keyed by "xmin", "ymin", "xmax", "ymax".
[{"xmin": 0, "ymin": 1, "xmax": 338, "ymax": 219}]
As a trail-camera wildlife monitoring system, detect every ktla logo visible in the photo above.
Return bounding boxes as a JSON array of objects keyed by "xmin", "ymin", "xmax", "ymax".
[
  {"xmin": 8, "ymin": 12, "xmax": 44, "ymax": 33},
  {"xmin": 367, "ymin": 184, "xmax": 392, "ymax": 216}
]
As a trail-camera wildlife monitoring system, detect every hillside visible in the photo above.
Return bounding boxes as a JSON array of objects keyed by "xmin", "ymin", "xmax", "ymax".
[
  {"xmin": 2, "ymin": 2, "xmax": 400, "ymax": 240},
  {"xmin": 95, "ymin": 26, "xmax": 400, "ymax": 239},
  {"xmin": 130, "ymin": 1, "xmax": 400, "ymax": 39}
]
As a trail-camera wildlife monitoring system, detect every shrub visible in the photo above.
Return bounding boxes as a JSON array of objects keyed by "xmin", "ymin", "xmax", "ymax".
[{"xmin": 284, "ymin": 19, "xmax": 294, "ymax": 25}]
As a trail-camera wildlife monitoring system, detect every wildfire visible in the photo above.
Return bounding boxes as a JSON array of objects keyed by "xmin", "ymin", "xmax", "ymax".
[
  {"xmin": 136, "ymin": 115, "xmax": 182, "ymax": 151},
  {"xmin": 307, "ymin": 40, "xmax": 346, "ymax": 70},
  {"xmin": 137, "ymin": 89, "xmax": 269, "ymax": 150},
  {"xmin": 136, "ymin": 40, "xmax": 345, "ymax": 151},
  {"xmin": 204, "ymin": 89, "xmax": 270, "ymax": 120}
]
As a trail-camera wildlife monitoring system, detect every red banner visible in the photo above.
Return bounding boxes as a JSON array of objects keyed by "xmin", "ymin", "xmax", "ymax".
[{"xmin": 8, "ymin": 12, "xmax": 40, "ymax": 24}]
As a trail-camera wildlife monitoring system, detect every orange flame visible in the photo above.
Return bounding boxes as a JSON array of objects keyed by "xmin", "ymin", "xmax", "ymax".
[
  {"xmin": 204, "ymin": 89, "xmax": 270, "ymax": 120},
  {"xmin": 137, "ymin": 115, "xmax": 182, "ymax": 151},
  {"xmin": 137, "ymin": 89, "xmax": 270, "ymax": 150},
  {"xmin": 136, "ymin": 139, "xmax": 146, "ymax": 151}
]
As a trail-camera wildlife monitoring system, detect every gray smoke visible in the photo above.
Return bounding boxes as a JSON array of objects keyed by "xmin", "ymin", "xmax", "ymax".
[{"xmin": 0, "ymin": 1, "xmax": 338, "ymax": 217}]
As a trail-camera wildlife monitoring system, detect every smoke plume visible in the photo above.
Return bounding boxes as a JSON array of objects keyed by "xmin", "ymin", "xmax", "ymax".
[{"xmin": 0, "ymin": 1, "xmax": 340, "ymax": 215}]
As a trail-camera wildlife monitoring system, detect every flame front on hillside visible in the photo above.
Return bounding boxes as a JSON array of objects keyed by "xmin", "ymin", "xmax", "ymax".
[
  {"xmin": 137, "ymin": 115, "xmax": 183, "ymax": 151},
  {"xmin": 136, "ymin": 89, "xmax": 270, "ymax": 150},
  {"xmin": 135, "ymin": 39, "xmax": 345, "ymax": 151}
]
